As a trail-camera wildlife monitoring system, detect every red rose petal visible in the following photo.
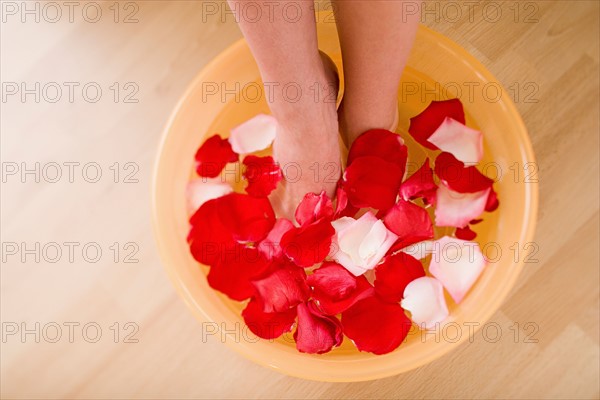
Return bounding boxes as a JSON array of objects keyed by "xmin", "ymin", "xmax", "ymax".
[
  {"xmin": 216, "ymin": 193, "xmax": 275, "ymax": 243},
  {"xmin": 194, "ymin": 134, "xmax": 239, "ymax": 178},
  {"xmin": 374, "ymin": 253, "xmax": 425, "ymax": 303},
  {"xmin": 294, "ymin": 302, "xmax": 343, "ymax": 354},
  {"xmin": 343, "ymin": 156, "xmax": 403, "ymax": 210},
  {"xmin": 400, "ymin": 158, "xmax": 437, "ymax": 205},
  {"xmin": 251, "ymin": 262, "xmax": 309, "ymax": 313},
  {"xmin": 485, "ymin": 188, "xmax": 500, "ymax": 212},
  {"xmin": 307, "ymin": 262, "xmax": 374, "ymax": 315},
  {"xmin": 206, "ymin": 246, "xmax": 270, "ymax": 301},
  {"xmin": 383, "ymin": 199, "xmax": 434, "ymax": 249},
  {"xmin": 242, "ymin": 155, "xmax": 282, "ymax": 197},
  {"xmin": 348, "ymin": 129, "xmax": 407, "ymax": 170},
  {"xmin": 342, "ymin": 295, "xmax": 412, "ymax": 355},
  {"xmin": 334, "ymin": 185, "xmax": 359, "ymax": 218},
  {"xmin": 188, "ymin": 199, "xmax": 235, "ymax": 266},
  {"xmin": 242, "ymin": 297, "xmax": 296, "ymax": 339},
  {"xmin": 257, "ymin": 218, "xmax": 294, "ymax": 260},
  {"xmin": 281, "ymin": 219, "xmax": 335, "ymax": 268},
  {"xmin": 434, "ymin": 152, "xmax": 494, "ymax": 193},
  {"xmin": 455, "ymin": 225, "xmax": 477, "ymax": 240},
  {"xmin": 295, "ymin": 191, "xmax": 334, "ymax": 226},
  {"xmin": 408, "ymin": 99, "xmax": 465, "ymax": 150}
]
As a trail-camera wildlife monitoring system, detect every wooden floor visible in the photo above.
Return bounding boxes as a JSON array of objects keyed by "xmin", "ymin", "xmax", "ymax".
[{"xmin": 1, "ymin": 1, "xmax": 598, "ymax": 398}]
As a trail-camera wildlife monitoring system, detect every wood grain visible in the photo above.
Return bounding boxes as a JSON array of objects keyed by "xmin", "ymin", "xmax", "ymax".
[{"xmin": 1, "ymin": 1, "xmax": 598, "ymax": 398}]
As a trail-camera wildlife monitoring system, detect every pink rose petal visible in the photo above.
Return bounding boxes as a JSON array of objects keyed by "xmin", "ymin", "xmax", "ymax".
[
  {"xmin": 401, "ymin": 277, "xmax": 449, "ymax": 330},
  {"xmin": 428, "ymin": 117, "xmax": 483, "ymax": 165},
  {"xmin": 396, "ymin": 240, "xmax": 435, "ymax": 260},
  {"xmin": 229, "ymin": 114, "xmax": 277, "ymax": 154},
  {"xmin": 435, "ymin": 182, "xmax": 490, "ymax": 227},
  {"xmin": 428, "ymin": 236, "xmax": 486, "ymax": 303},
  {"xmin": 330, "ymin": 212, "xmax": 398, "ymax": 276}
]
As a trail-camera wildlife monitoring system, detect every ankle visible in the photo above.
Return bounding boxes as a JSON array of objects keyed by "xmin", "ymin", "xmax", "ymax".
[{"xmin": 338, "ymin": 99, "xmax": 399, "ymax": 147}]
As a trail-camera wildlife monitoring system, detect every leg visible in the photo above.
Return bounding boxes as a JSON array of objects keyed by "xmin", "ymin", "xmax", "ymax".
[
  {"xmin": 333, "ymin": 0, "xmax": 419, "ymax": 145},
  {"xmin": 228, "ymin": 0, "xmax": 340, "ymax": 220}
]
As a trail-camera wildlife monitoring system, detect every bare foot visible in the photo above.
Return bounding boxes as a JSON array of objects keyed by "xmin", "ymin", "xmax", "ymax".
[{"xmin": 270, "ymin": 52, "xmax": 341, "ymax": 221}]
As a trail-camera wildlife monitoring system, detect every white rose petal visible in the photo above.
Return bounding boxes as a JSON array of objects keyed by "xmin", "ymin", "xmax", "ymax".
[
  {"xmin": 228, "ymin": 114, "xmax": 277, "ymax": 154},
  {"xmin": 428, "ymin": 117, "xmax": 483, "ymax": 165},
  {"xmin": 401, "ymin": 277, "xmax": 449, "ymax": 330},
  {"xmin": 330, "ymin": 211, "xmax": 398, "ymax": 276}
]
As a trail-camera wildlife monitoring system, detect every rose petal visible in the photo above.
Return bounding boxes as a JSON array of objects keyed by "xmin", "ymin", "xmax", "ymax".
[
  {"xmin": 243, "ymin": 155, "xmax": 282, "ymax": 197},
  {"xmin": 342, "ymin": 295, "xmax": 412, "ymax": 355},
  {"xmin": 295, "ymin": 191, "xmax": 334, "ymax": 226},
  {"xmin": 188, "ymin": 199, "xmax": 235, "ymax": 266},
  {"xmin": 374, "ymin": 253, "xmax": 426, "ymax": 303},
  {"xmin": 281, "ymin": 219, "xmax": 334, "ymax": 267},
  {"xmin": 242, "ymin": 297, "xmax": 296, "ymax": 339},
  {"xmin": 455, "ymin": 225, "xmax": 477, "ymax": 240},
  {"xmin": 186, "ymin": 178, "xmax": 233, "ymax": 215},
  {"xmin": 348, "ymin": 129, "xmax": 407, "ymax": 170},
  {"xmin": 194, "ymin": 134, "xmax": 239, "ymax": 178},
  {"xmin": 251, "ymin": 262, "xmax": 309, "ymax": 313},
  {"xmin": 207, "ymin": 246, "xmax": 271, "ymax": 301},
  {"xmin": 428, "ymin": 117, "xmax": 483, "ymax": 165},
  {"xmin": 435, "ymin": 182, "xmax": 490, "ymax": 227},
  {"xmin": 400, "ymin": 158, "xmax": 437, "ymax": 205},
  {"xmin": 294, "ymin": 302, "xmax": 343, "ymax": 354},
  {"xmin": 307, "ymin": 262, "xmax": 374, "ymax": 315},
  {"xmin": 257, "ymin": 218, "xmax": 294, "ymax": 260},
  {"xmin": 383, "ymin": 199, "xmax": 434, "ymax": 249},
  {"xmin": 229, "ymin": 114, "xmax": 277, "ymax": 154},
  {"xmin": 434, "ymin": 152, "xmax": 494, "ymax": 193},
  {"xmin": 330, "ymin": 212, "xmax": 398, "ymax": 276},
  {"xmin": 343, "ymin": 156, "xmax": 403, "ymax": 210},
  {"xmin": 334, "ymin": 185, "xmax": 359, "ymax": 218},
  {"xmin": 409, "ymin": 99, "xmax": 465, "ymax": 150},
  {"xmin": 485, "ymin": 188, "xmax": 500, "ymax": 212},
  {"xmin": 216, "ymin": 193, "xmax": 276, "ymax": 243},
  {"xmin": 428, "ymin": 236, "xmax": 486, "ymax": 303},
  {"xmin": 401, "ymin": 277, "xmax": 449, "ymax": 329},
  {"xmin": 395, "ymin": 240, "xmax": 435, "ymax": 260}
]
